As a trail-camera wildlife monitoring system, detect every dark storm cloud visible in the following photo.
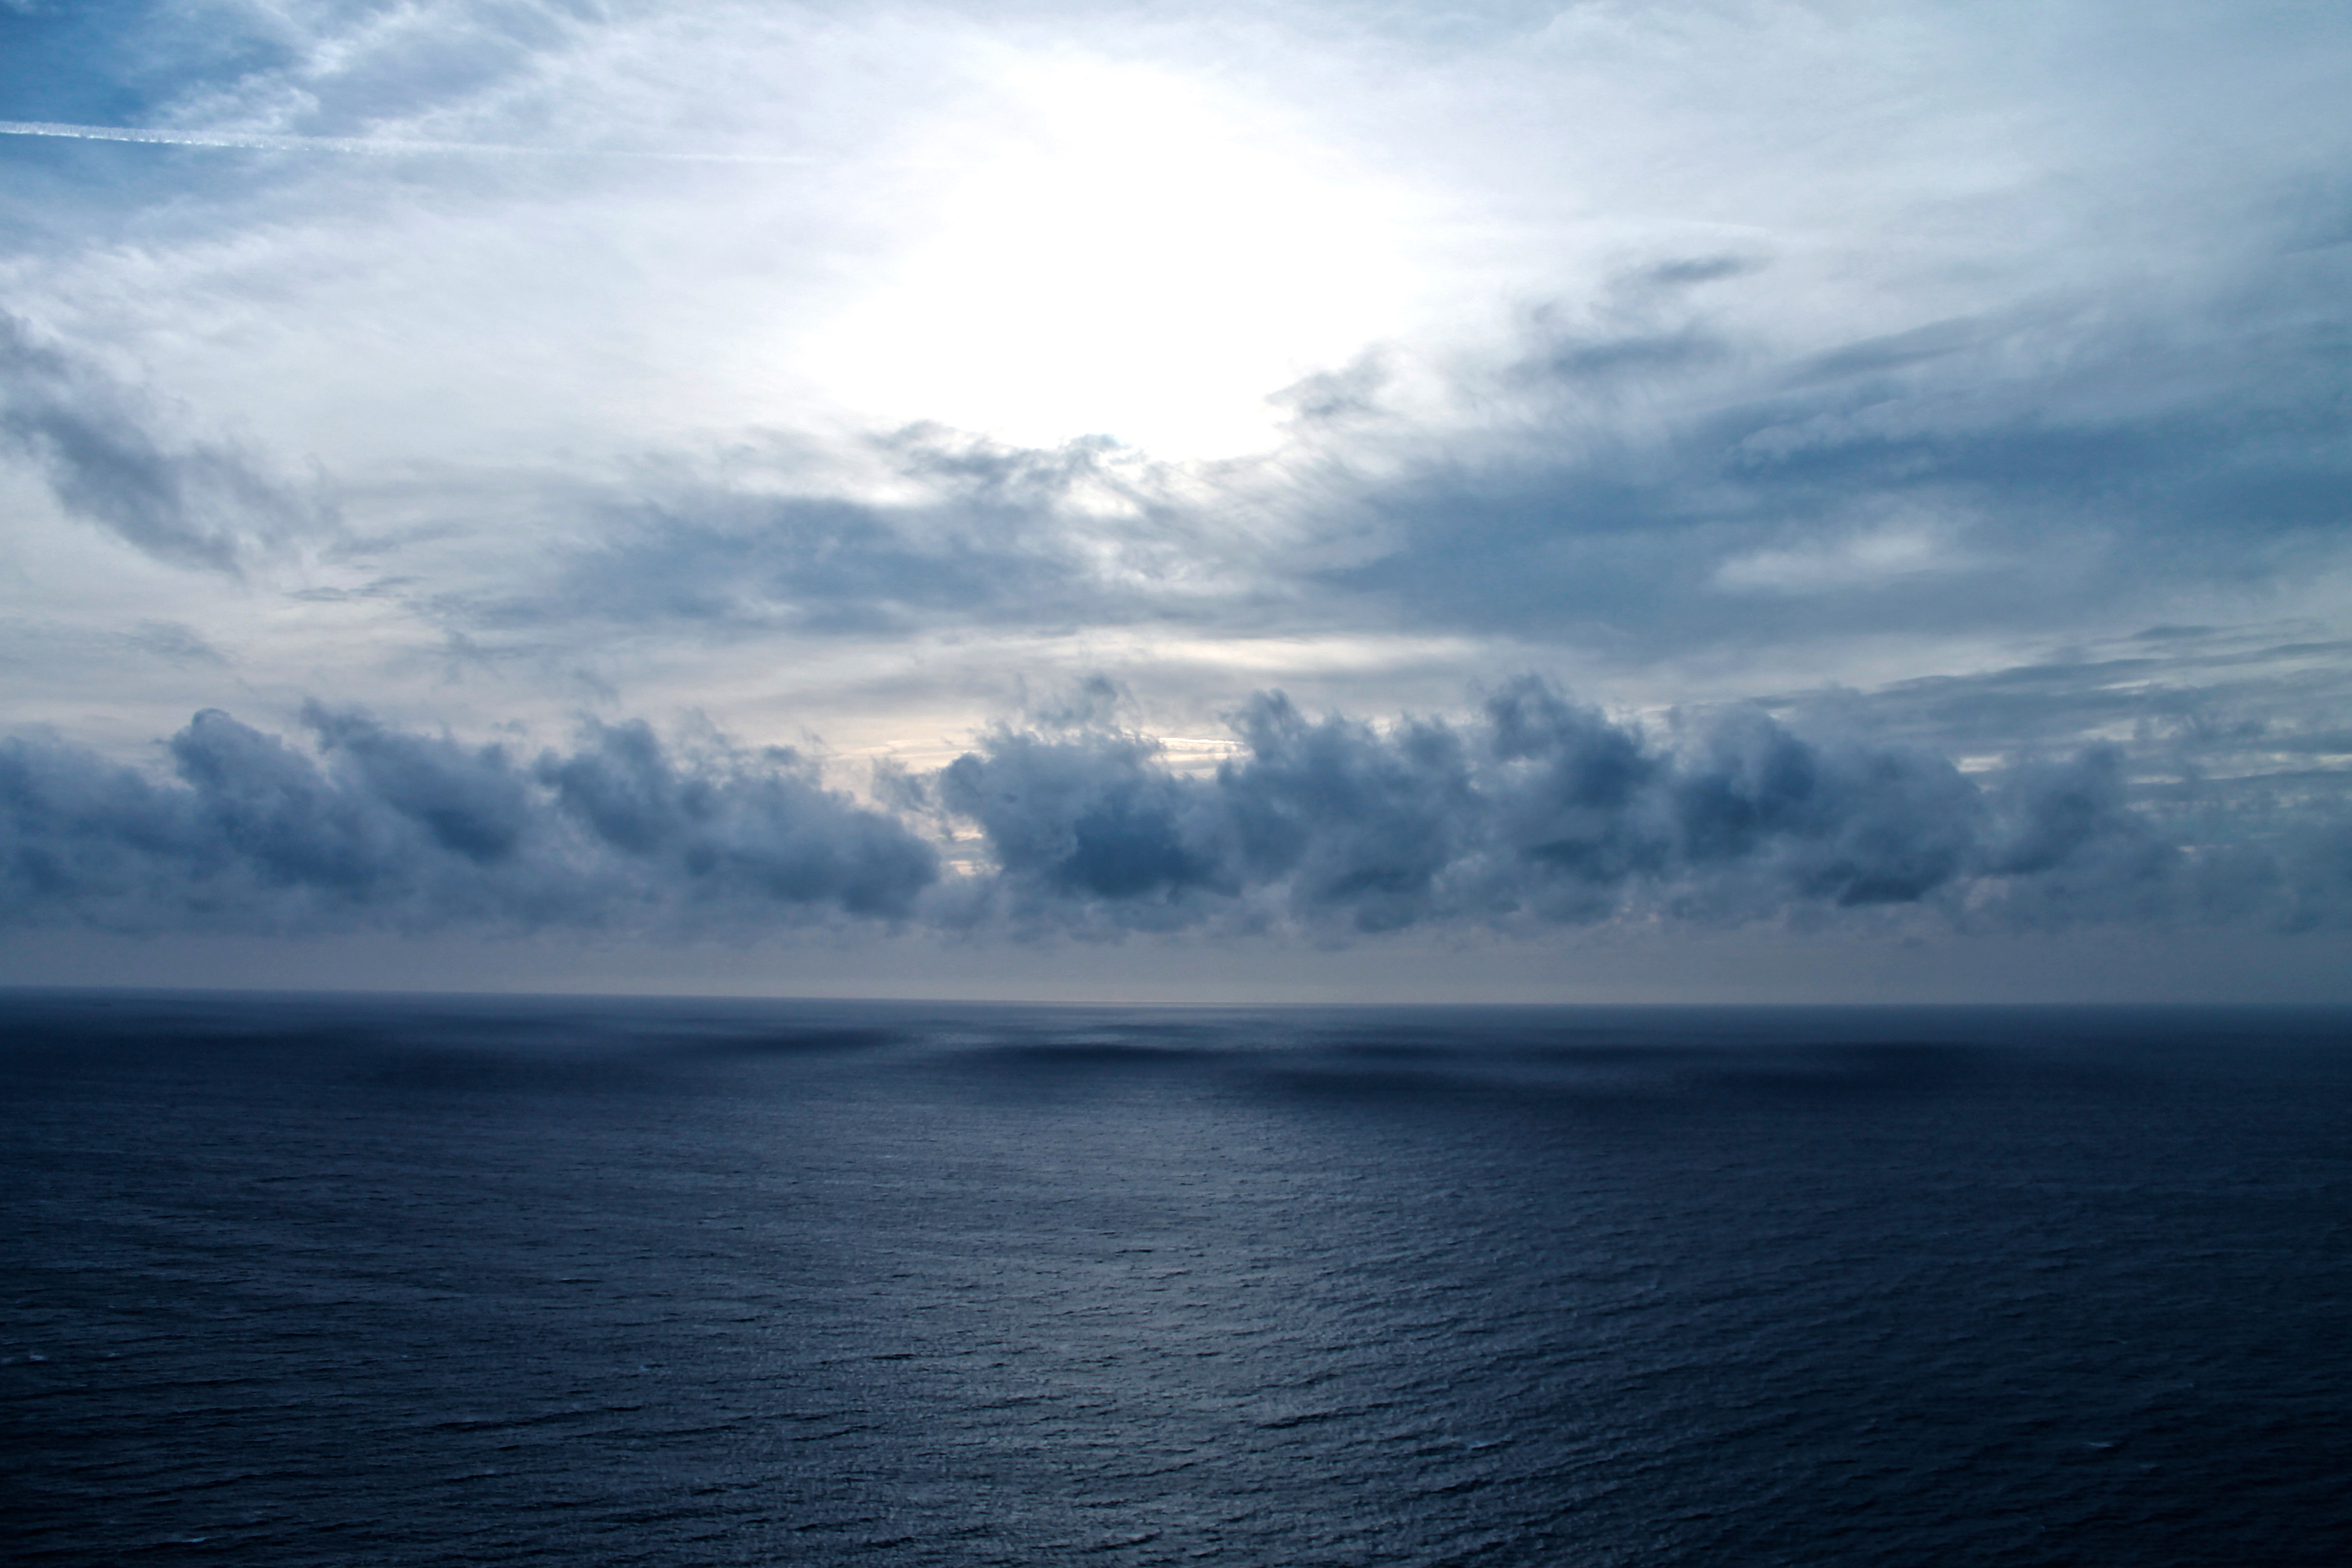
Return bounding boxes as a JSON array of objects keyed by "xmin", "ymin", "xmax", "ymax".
[
  {"xmin": 6, "ymin": 682, "xmax": 2350, "ymax": 941},
  {"xmin": 0, "ymin": 313, "xmax": 327, "ymax": 572},
  {"xmin": 934, "ymin": 679, "xmax": 2352, "ymax": 937},
  {"xmin": 532, "ymin": 716, "xmax": 939, "ymax": 917},
  {"xmin": 0, "ymin": 706, "xmax": 937, "ymax": 934}
]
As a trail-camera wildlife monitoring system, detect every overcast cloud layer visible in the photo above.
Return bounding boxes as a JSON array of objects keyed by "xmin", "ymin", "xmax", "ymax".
[{"xmin": 2, "ymin": 0, "xmax": 2348, "ymax": 997}]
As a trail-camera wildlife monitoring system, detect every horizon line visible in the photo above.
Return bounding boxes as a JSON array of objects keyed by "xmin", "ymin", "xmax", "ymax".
[{"xmin": 1, "ymin": 982, "xmax": 2339, "ymax": 1012}]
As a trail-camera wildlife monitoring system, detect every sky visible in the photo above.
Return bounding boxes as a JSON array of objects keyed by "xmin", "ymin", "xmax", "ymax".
[{"xmin": 2, "ymin": 0, "xmax": 2349, "ymax": 1001}]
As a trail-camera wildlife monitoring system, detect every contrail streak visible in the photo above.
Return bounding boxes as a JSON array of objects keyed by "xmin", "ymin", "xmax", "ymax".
[{"xmin": 0, "ymin": 118, "xmax": 828, "ymax": 164}]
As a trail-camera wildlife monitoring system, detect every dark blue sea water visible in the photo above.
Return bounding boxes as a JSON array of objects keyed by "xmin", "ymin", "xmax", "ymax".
[{"xmin": 5, "ymin": 992, "xmax": 2349, "ymax": 1566}]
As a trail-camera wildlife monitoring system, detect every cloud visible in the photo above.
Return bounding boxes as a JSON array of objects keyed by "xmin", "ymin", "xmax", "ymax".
[
  {"xmin": 0, "ymin": 705, "xmax": 938, "ymax": 935},
  {"xmin": 1760, "ymin": 625, "xmax": 2352, "ymax": 814},
  {"xmin": 1319, "ymin": 253, "xmax": 2352, "ymax": 648},
  {"xmin": 6, "ymin": 680, "xmax": 2351, "ymax": 943},
  {"xmin": 2, "ymin": 0, "xmax": 2349, "ymax": 990},
  {"xmin": 0, "ymin": 313, "xmax": 329, "ymax": 572},
  {"xmin": 426, "ymin": 426, "xmax": 1292, "ymax": 659},
  {"xmin": 932, "ymin": 678, "xmax": 2352, "ymax": 938},
  {"xmin": 413, "ymin": 222, "xmax": 2349, "ymax": 680},
  {"xmin": 528, "ymin": 438, "xmax": 1131, "ymax": 637},
  {"xmin": 532, "ymin": 715, "xmax": 939, "ymax": 918}
]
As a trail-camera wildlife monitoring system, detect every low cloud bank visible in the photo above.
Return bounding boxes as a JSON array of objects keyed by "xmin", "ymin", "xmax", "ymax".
[
  {"xmin": 936, "ymin": 680, "xmax": 2343, "ymax": 935},
  {"xmin": 6, "ymin": 684, "xmax": 2349, "ymax": 941},
  {"xmin": 0, "ymin": 707, "xmax": 938, "ymax": 935}
]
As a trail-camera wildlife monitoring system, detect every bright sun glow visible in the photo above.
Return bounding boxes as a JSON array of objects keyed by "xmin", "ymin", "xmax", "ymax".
[{"xmin": 794, "ymin": 57, "xmax": 1425, "ymax": 460}]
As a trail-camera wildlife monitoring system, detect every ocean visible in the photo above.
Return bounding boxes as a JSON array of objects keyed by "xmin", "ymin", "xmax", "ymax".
[{"xmin": 5, "ymin": 991, "xmax": 2348, "ymax": 1565}]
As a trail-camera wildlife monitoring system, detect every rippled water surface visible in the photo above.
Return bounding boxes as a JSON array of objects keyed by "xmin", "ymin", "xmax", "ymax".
[{"xmin": 6, "ymin": 993, "xmax": 2350, "ymax": 1565}]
